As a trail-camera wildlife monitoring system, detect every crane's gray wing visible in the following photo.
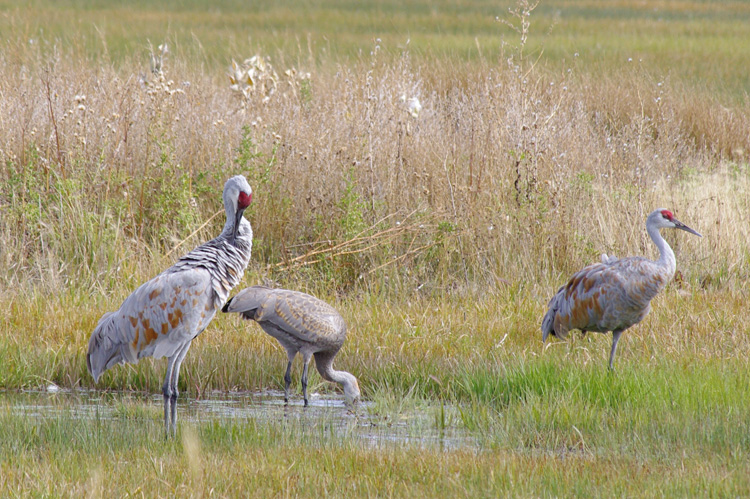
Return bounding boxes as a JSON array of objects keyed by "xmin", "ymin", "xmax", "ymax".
[
  {"xmin": 542, "ymin": 257, "xmax": 667, "ymax": 340},
  {"xmin": 542, "ymin": 262, "xmax": 615, "ymax": 340},
  {"xmin": 258, "ymin": 290, "xmax": 344, "ymax": 346},
  {"xmin": 225, "ymin": 286, "xmax": 346, "ymax": 346},
  {"xmin": 87, "ymin": 268, "xmax": 217, "ymax": 382}
]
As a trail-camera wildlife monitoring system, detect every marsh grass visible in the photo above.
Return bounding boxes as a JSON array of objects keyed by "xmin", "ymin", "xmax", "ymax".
[{"xmin": 2, "ymin": 358, "xmax": 750, "ymax": 496}]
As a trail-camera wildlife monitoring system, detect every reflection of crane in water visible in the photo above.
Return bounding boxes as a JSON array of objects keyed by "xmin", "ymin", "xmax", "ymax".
[
  {"xmin": 87, "ymin": 175, "xmax": 254, "ymax": 437},
  {"xmin": 223, "ymin": 286, "xmax": 360, "ymax": 406},
  {"xmin": 542, "ymin": 208, "xmax": 701, "ymax": 369}
]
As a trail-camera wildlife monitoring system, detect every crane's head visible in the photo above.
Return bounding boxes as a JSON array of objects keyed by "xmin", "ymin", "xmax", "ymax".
[
  {"xmin": 649, "ymin": 208, "xmax": 702, "ymax": 237},
  {"xmin": 343, "ymin": 374, "xmax": 361, "ymax": 406},
  {"xmin": 223, "ymin": 175, "xmax": 253, "ymax": 244}
]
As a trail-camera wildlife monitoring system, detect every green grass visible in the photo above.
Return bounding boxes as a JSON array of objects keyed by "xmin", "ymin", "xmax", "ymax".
[
  {"xmin": 3, "ymin": 286, "xmax": 750, "ymax": 496},
  {"xmin": 2, "ymin": 355, "xmax": 750, "ymax": 495},
  {"xmin": 2, "ymin": 0, "xmax": 750, "ymax": 101}
]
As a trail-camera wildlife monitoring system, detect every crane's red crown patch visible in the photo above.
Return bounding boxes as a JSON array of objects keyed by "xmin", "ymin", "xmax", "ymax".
[{"xmin": 238, "ymin": 192, "xmax": 252, "ymax": 209}]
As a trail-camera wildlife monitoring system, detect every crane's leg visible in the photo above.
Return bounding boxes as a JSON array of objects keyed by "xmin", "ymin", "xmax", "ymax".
[
  {"xmin": 301, "ymin": 362, "xmax": 309, "ymax": 407},
  {"xmin": 166, "ymin": 342, "xmax": 192, "ymax": 437},
  {"xmin": 608, "ymin": 329, "xmax": 624, "ymax": 371},
  {"xmin": 283, "ymin": 360, "xmax": 293, "ymax": 404},
  {"xmin": 283, "ymin": 351, "xmax": 296, "ymax": 404},
  {"xmin": 301, "ymin": 354, "xmax": 312, "ymax": 407},
  {"xmin": 162, "ymin": 354, "xmax": 178, "ymax": 438}
]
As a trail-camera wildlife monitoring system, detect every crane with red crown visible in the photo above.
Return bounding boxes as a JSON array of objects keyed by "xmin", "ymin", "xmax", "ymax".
[
  {"xmin": 87, "ymin": 175, "xmax": 254, "ymax": 437},
  {"xmin": 542, "ymin": 208, "xmax": 701, "ymax": 370}
]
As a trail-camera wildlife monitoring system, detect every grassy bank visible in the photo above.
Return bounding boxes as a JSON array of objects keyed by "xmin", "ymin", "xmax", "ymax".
[
  {"xmin": 2, "ymin": 283, "xmax": 750, "ymax": 494},
  {"xmin": 4, "ymin": 412, "xmax": 746, "ymax": 496}
]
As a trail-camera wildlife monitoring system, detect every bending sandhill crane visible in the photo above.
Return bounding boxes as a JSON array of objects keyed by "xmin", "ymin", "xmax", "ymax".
[
  {"xmin": 87, "ymin": 175, "xmax": 254, "ymax": 437},
  {"xmin": 542, "ymin": 208, "xmax": 701, "ymax": 370},
  {"xmin": 222, "ymin": 286, "xmax": 360, "ymax": 406}
]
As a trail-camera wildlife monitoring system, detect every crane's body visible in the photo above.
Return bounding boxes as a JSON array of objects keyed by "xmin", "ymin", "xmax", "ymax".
[
  {"xmin": 542, "ymin": 209, "xmax": 701, "ymax": 369},
  {"xmin": 87, "ymin": 175, "xmax": 253, "ymax": 437},
  {"xmin": 222, "ymin": 286, "xmax": 360, "ymax": 406}
]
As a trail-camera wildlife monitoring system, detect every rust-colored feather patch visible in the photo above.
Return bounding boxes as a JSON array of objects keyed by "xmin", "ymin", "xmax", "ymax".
[{"xmin": 168, "ymin": 309, "xmax": 183, "ymax": 328}]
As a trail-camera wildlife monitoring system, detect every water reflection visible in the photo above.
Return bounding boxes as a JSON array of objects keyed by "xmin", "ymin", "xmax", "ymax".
[{"xmin": 0, "ymin": 389, "xmax": 476, "ymax": 451}]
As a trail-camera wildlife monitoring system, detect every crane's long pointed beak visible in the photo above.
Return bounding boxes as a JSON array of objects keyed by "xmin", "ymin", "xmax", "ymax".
[{"xmin": 674, "ymin": 219, "xmax": 702, "ymax": 237}]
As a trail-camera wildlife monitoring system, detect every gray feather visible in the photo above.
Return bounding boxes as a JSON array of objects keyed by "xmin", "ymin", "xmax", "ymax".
[{"xmin": 86, "ymin": 179, "xmax": 253, "ymax": 381}]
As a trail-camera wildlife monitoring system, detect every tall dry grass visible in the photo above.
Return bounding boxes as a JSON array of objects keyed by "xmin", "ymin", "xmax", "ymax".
[{"xmin": 1, "ymin": 38, "xmax": 748, "ymax": 299}]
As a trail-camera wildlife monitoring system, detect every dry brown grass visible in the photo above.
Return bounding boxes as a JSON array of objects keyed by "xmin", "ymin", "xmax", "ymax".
[{"xmin": 3, "ymin": 40, "xmax": 749, "ymax": 297}]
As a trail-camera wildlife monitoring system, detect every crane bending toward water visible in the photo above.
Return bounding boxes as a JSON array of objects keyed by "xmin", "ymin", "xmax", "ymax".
[
  {"xmin": 542, "ymin": 208, "xmax": 701, "ymax": 370},
  {"xmin": 87, "ymin": 175, "xmax": 254, "ymax": 437},
  {"xmin": 222, "ymin": 286, "xmax": 360, "ymax": 406}
]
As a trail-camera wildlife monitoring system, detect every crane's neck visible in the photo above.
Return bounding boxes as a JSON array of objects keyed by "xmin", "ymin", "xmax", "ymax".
[
  {"xmin": 648, "ymin": 223, "xmax": 676, "ymax": 277},
  {"xmin": 315, "ymin": 354, "xmax": 360, "ymax": 404},
  {"xmin": 325, "ymin": 367, "xmax": 347, "ymax": 385},
  {"xmin": 222, "ymin": 214, "xmax": 235, "ymax": 235},
  {"xmin": 222, "ymin": 203, "xmax": 238, "ymax": 234},
  {"xmin": 221, "ymin": 204, "xmax": 252, "ymax": 249}
]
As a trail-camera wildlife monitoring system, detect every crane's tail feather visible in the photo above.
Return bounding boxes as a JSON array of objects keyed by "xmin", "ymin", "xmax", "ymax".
[
  {"xmin": 86, "ymin": 311, "xmax": 133, "ymax": 383},
  {"xmin": 541, "ymin": 287, "xmax": 565, "ymax": 343},
  {"xmin": 541, "ymin": 307, "xmax": 556, "ymax": 343},
  {"xmin": 222, "ymin": 285, "xmax": 271, "ymax": 320}
]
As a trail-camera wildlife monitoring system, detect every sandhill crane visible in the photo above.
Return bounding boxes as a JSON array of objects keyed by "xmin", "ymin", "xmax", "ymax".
[
  {"xmin": 87, "ymin": 175, "xmax": 254, "ymax": 437},
  {"xmin": 542, "ymin": 208, "xmax": 701, "ymax": 370},
  {"xmin": 222, "ymin": 286, "xmax": 360, "ymax": 406}
]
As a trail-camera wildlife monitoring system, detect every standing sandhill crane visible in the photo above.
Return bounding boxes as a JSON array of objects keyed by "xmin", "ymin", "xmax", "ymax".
[
  {"xmin": 87, "ymin": 175, "xmax": 254, "ymax": 437},
  {"xmin": 542, "ymin": 208, "xmax": 701, "ymax": 370},
  {"xmin": 222, "ymin": 286, "xmax": 360, "ymax": 406}
]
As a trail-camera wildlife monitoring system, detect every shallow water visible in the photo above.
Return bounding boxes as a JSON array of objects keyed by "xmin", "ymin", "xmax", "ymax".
[{"xmin": 0, "ymin": 389, "xmax": 477, "ymax": 451}]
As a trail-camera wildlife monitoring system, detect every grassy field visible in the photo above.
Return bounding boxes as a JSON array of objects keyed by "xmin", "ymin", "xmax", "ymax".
[
  {"xmin": 3, "ymin": 0, "xmax": 750, "ymax": 100},
  {"xmin": 2, "ymin": 0, "xmax": 750, "ymax": 496}
]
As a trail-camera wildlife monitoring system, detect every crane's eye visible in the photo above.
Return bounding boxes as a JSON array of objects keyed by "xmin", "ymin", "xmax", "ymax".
[{"xmin": 660, "ymin": 209, "xmax": 673, "ymax": 220}]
